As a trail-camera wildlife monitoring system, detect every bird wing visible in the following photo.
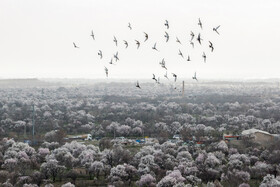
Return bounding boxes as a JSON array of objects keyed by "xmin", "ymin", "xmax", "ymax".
[{"xmin": 216, "ymin": 25, "xmax": 220, "ymax": 30}]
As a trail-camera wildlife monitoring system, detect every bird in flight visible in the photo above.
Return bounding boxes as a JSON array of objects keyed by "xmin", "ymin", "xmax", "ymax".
[
  {"xmin": 109, "ymin": 58, "xmax": 115, "ymax": 65},
  {"xmin": 128, "ymin": 22, "xmax": 132, "ymax": 30},
  {"xmin": 198, "ymin": 18, "xmax": 203, "ymax": 29},
  {"xmin": 98, "ymin": 50, "xmax": 103, "ymax": 59},
  {"xmin": 104, "ymin": 67, "xmax": 108, "ymax": 77},
  {"xmin": 152, "ymin": 43, "xmax": 159, "ymax": 51},
  {"xmin": 164, "ymin": 20, "xmax": 169, "ymax": 29},
  {"xmin": 113, "ymin": 36, "xmax": 118, "ymax": 46},
  {"xmin": 192, "ymin": 72, "xmax": 198, "ymax": 81},
  {"xmin": 197, "ymin": 33, "xmax": 202, "ymax": 45},
  {"xmin": 114, "ymin": 52, "xmax": 119, "ymax": 62},
  {"xmin": 135, "ymin": 40, "xmax": 140, "ymax": 49},
  {"xmin": 152, "ymin": 74, "xmax": 157, "ymax": 82},
  {"xmin": 172, "ymin": 73, "xmax": 177, "ymax": 82},
  {"xmin": 178, "ymin": 49, "xmax": 184, "ymax": 58},
  {"xmin": 190, "ymin": 41, "xmax": 194, "ymax": 48},
  {"xmin": 187, "ymin": 55, "xmax": 191, "ymax": 61},
  {"xmin": 209, "ymin": 41, "xmax": 214, "ymax": 52},
  {"xmin": 73, "ymin": 42, "xmax": 79, "ymax": 48},
  {"xmin": 123, "ymin": 40, "xmax": 128, "ymax": 48},
  {"xmin": 213, "ymin": 25, "xmax": 220, "ymax": 34},
  {"xmin": 176, "ymin": 37, "xmax": 181, "ymax": 44},
  {"xmin": 136, "ymin": 81, "xmax": 141, "ymax": 88},
  {"xmin": 202, "ymin": 52, "xmax": 206, "ymax": 63},
  {"xmin": 190, "ymin": 31, "xmax": 195, "ymax": 41},
  {"xmin": 164, "ymin": 71, "xmax": 169, "ymax": 79},
  {"xmin": 164, "ymin": 32, "xmax": 169, "ymax": 42},
  {"xmin": 144, "ymin": 32, "xmax": 148, "ymax": 42},
  {"xmin": 90, "ymin": 31, "xmax": 95, "ymax": 40},
  {"xmin": 160, "ymin": 58, "xmax": 167, "ymax": 70}
]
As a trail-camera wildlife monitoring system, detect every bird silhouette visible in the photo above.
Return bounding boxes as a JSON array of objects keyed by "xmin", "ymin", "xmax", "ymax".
[
  {"xmin": 152, "ymin": 74, "xmax": 157, "ymax": 82},
  {"xmin": 136, "ymin": 81, "xmax": 141, "ymax": 88},
  {"xmin": 190, "ymin": 31, "xmax": 195, "ymax": 41},
  {"xmin": 104, "ymin": 67, "xmax": 108, "ymax": 77},
  {"xmin": 187, "ymin": 55, "xmax": 191, "ymax": 61},
  {"xmin": 172, "ymin": 73, "xmax": 177, "ymax": 82},
  {"xmin": 213, "ymin": 25, "xmax": 220, "ymax": 34},
  {"xmin": 192, "ymin": 72, "xmax": 198, "ymax": 81},
  {"xmin": 73, "ymin": 42, "xmax": 79, "ymax": 48},
  {"xmin": 109, "ymin": 58, "xmax": 115, "ymax": 65},
  {"xmin": 209, "ymin": 41, "xmax": 214, "ymax": 52},
  {"xmin": 152, "ymin": 43, "xmax": 159, "ymax": 51},
  {"xmin": 202, "ymin": 52, "xmax": 206, "ymax": 63},
  {"xmin": 144, "ymin": 32, "xmax": 148, "ymax": 42},
  {"xmin": 176, "ymin": 37, "xmax": 181, "ymax": 44},
  {"xmin": 123, "ymin": 40, "xmax": 128, "ymax": 48},
  {"xmin": 114, "ymin": 52, "xmax": 119, "ymax": 62},
  {"xmin": 128, "ymin": 22, "xmax": 132, "ymax": 30},
  {"xmin": 178, "ymin": 49, "xmax": 184, "ymax": 58},
  {"xmin": 197, "ymin": 33, "xmax": 202, "ymax": 45},
  {"xmin": 90, "ymin": 31, "xmax": 95, "ymax": 40},
  {"xmin": 160, "ymin": 58, "xmax": 167, "ymax": 70},
  {"xmin": 164, "ymin": 32, "xmax": 169, "ymax": 42},
  {"xmin": 190, "ymin": 41, "xmax": 194, "ymax": 48},
  {"xmin": 98, "ymin": 50, "xmax": 103, "ymax": 59},
  {"xmin": 164, "ymin": 20, "xmax": 169, "ymax": 29},
  {"xmin": 135, "ymin": 40, "xmax": 140, "ymax": 49},
  {"xmin": 198, "ymin": 18, "xmax": 203, "ymax": 29},
  {"xmin": 164, "ymin": 71, "xmax": 169, "ymax": 79},
  {"xmin": 113, "ymin": 36, "xmax": 118, "ymax": 46}
]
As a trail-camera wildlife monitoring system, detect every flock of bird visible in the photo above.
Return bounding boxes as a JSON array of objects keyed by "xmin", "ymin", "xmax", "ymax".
[{"xmin": 73, "ymin": 19, "xmax": 221, "ymax": 90}]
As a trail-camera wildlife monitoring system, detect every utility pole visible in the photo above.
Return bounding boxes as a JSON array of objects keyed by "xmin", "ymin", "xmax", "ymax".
[{"xmin": 32, "ymin": 104, "xmax": 35, "ymax": 144}]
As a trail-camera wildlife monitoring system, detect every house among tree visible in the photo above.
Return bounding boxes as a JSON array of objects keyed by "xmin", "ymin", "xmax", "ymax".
[{"xmin": 241, "ymin": 128, "xmax": 278, "ymax": 145}]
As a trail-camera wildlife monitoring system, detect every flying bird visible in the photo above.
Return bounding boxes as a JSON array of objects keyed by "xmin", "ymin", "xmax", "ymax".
[
  {"xmin": 113, "ymin": 36, "xmax": 118, "ymax": 46},
  {"xmin": 104, "ymin": 67, "xmax": 108, "ymax": 77},
  {"xmin": 187, "ymin": 55, "xmax": 191, "ymax": 61},
  {"xmin": 114, "ymin": 52, "xmax": 119, "ymax": 62},
  {"xmin": 172, "ymin": 73, "xmax": 177, "ymax": 82},
  {"xmin": 164, "ymin": 32, "xmax": 169, "ymax": 42},
  {"xmin": 136, "ymin": 81, "xmax": 141, "ymax": 88},
  {"xmin": 152, "ymin": 74, "xmax": 157, "ymax": 82},
  {"xmin": 90, "ymin": 31, "xmax": 95, "ymax": 40},
  {"xmin": 178, "ymin": 49, "xmax": 184, "ymax": 58},
  {"xmin": 144, "ymin": 32, "xmax": 148, "ymax": 42},
  {"xmin": 164, "ymin": 71, "xmax": 169, "ymax": 79},
  {"xmin": 164, "ymin": 20, "xmax": 169, "ymax": 29},
  {"xmin": 128, "ymin": 22, "xmax": 132, "ymax": 30},
  {"xmin": 209, "ymin": 41, "xmax": 214, "ymax": 52},
  {"xmin": 213, "ymin": 25, "xmax": 220, "ymax": 34},
  {"xmin": 98, "ymin": 50, "xmax": 103, "ymax": 59},
  {"xmin": 73, "ymin": 42, "xmax": 79, "ymax": 48},
  {"xmin": 202, "ymin": 52, "xmax": 206, "ymax": 63},
  {"xmin": 197, "ymin": 33, "xmax": 202, "ymax": 45},
  {"xmin": 192, "ymin": 72, "xmax": 198, "ymax": 81},
  {"xmin": 123, "ymin": 40, "xmax": 128, "ymax": 48},
  {"xmin": 135, "ymin": 40, "xmax": 140, "ymax": 49},
  {"xmin": 109, "ymin": 58, "xmax": 115, "ymax": 65},
  {"xmin": 198, "ymin": 18, "xmax": 203, "ymax": 29},
  {"xmin": 190, "ymin": 41, "xmax": 194, "ymax": 48},
  {"xmin": 160, "ymin": 58, "xmax": 167, "ymax": 70},
  {"xmin": 190, "ymin": 31, "xmax": 195, "ymax": 41},
  {"xmin": 152, "ymin": 43, "xmax": 159, "ymax": 51},
  {"xmin": 176, "ymin": 37, "xmax": 181, "ymax": 44}
]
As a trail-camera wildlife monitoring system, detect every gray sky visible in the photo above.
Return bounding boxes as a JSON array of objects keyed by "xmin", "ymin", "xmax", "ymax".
[{"xmin": 0, "ymin": 0, "xmax": 280, "ymax": 80}]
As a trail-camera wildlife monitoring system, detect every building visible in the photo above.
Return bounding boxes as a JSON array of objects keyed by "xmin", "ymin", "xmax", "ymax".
[{"xmin": 241, "ymin": 128, "xmax": 276, "ymax": 145}]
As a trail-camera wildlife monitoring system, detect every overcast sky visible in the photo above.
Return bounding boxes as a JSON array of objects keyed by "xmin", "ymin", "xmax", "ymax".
[{"xmin": 0, "ymin": 0, "xmax": 279, "ymax": 80}]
